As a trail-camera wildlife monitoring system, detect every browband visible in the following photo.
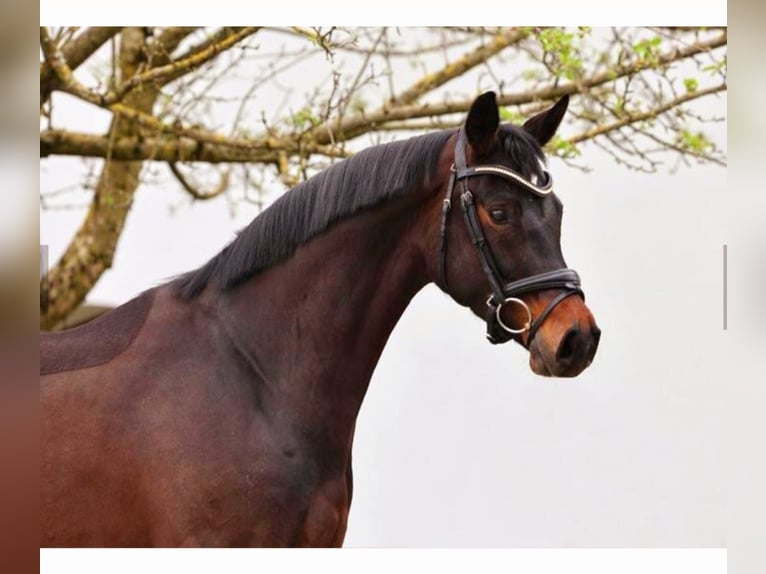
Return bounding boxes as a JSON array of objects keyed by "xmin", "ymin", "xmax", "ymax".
[
  {"xmin": 451, "ymin": 124, "xmax": 553, "ymax": 196},
  {"xmin": 454, "ymin": 165, "xmax": 553, "ymax": 196}
]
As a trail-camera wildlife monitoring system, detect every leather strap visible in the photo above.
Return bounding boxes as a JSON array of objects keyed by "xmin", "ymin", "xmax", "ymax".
[
  {"xmin": 502, "ymin": 269, "xmax": 582, "ymax": 297},
  {"xmin": 526, "ymin": 289, "xmax": 582, "ymax": 345},
  {"xmin": 455, "ymin": 165, "xmax": 553, "ymax": 196},
  {"xmin": 437, "ymin": 166, "xmax": 456, "ymax": 290},
  {"xmin": 460, "ymin": 190, "xmax": 506, "ymax": 302}
]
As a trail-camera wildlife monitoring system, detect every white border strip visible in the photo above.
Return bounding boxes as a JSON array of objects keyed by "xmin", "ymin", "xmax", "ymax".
[
  {"xmin": 39, "ymin": 1, "xmax": 726, "ymax": 26},
  {"xmin": 41, "ymin": 548, "xmax": 726, "ymax": 574}
]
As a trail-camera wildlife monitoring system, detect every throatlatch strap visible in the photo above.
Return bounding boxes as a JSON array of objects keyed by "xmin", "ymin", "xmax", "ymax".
[{"xmin": 437, "ymin": 167, "xmax": 456, "ymax": 290}]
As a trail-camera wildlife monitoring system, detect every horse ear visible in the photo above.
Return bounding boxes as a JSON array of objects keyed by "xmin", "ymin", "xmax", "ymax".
[
  {"xmin": 522, "ymin": 94, "xmax": 569, "ymax": 146},
  {"xmin": 465, "ymin": 91, "xmax": 499, "ymax": 156}
]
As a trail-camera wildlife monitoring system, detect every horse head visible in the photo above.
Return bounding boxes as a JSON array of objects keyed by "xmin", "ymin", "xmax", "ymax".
[{"xmin": 436, "ymin": 91, "xmax": 600, "ymax": 377}]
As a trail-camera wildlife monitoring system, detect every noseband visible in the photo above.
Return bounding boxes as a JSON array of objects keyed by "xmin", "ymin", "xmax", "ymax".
[{"xmin": 438, "ymin": 128, "xmax": 584, "ymax": 346}]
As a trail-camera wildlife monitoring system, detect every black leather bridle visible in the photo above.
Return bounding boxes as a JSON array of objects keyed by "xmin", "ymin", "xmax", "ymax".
[{"xmin": 438, "ymin": 128, "xmax": 584, "ymax": 346}]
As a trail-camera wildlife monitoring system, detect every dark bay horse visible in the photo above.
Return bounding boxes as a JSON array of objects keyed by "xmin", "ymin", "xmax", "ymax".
[{"xmin": 41, "ymin": 91, "xmax": 600, "ymax": 547}]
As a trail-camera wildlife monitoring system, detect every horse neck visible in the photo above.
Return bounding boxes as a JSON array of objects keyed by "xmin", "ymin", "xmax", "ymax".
[{"xmin": 215, "ymin": 189, "xmax": 439, "ymax": 447}]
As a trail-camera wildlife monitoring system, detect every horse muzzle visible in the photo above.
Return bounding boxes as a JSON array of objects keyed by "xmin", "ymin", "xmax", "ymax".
[{"xmin": 528, "ymin": 316, "xmax": 601, "ymax": 378}]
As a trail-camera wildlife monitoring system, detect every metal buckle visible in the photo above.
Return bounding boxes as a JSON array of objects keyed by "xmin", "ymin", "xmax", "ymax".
[{"xmin": 488, "ymin": 295, "xmax": 532, "ymax": 334}]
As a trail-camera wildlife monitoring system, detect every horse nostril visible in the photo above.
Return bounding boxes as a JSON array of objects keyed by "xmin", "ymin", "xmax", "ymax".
[
  {"xmin": 592, "ymin": 325, "xmax": 602, "ymax": 346},
  {"xmin": 556, "ymin": 327, "xmax": 580, "ymax": 362}
]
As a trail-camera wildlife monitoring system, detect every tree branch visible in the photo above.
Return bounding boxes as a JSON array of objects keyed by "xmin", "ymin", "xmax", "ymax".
[
  {"xmin": 40, "ymin": 129, "xmax": 352, "ymax": 163},
  {"xmin": 156, "ymin": 27, "xmax": 254, "ymax": 87},
  {"xmin": 40, "ymin": 27, "xmax": 256, "ymax": 109},
  {"xmin": 169, "ymin": 163, "xmax": 231, "ymax": 199},
  {"xmin": 389, "ymin": 28, "xmax": 528, "ymax": 106},
  {"xmin": 40, "ymin": 26, "xmax": 121, "ymax": 104},
  {"xmin": 40, "ymin": 78, "xmax": 726, "ymax": 166},
  {"xmin": 40, "ymin": 26, "xmax": 110, "ymax": 106},
  {"xmin": 308, "ymin": 31, "xmax": 726, "ymax": 144},
  {"xmin": 568, "ymin": 82, "xmax": 727, "ymax": 145},
  {"xmin": 110, "ymin": 27, "xmax": 260, "ymax": 102}
]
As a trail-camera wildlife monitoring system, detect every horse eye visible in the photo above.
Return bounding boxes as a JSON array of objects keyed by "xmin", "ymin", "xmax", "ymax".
[{"xmin": 490, "ymin": 209, "xmax": 508, "ymax": 223}]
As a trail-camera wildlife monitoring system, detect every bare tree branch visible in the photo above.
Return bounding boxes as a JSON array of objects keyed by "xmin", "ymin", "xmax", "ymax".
[
  {"xmin": 308, "ymin": 31, "xmax": 726, "ymax": 144},
  {"xmin": 40, "ymin": 26, "xmax": 110, "ymax": 106},
  {"xmin": 389, "ymin": 28, "xmax": 528, "ymax": 106},
  {"xmin": 40, "ymin": 26, "xmax": 257, "ymax": 108},
  {"xmin": 40, "ymin": 129, "xmax": 352, "ymax": 163},
  {"xmin": 110, "ymin": 27, "xmax": 260, "ymax": 103},
  {"xmin": 40, "ymin": 26, "xmax": 121, "ymax": 104},
  {"xmin": 568, "ymin": 82, "xmax": 727, "ymax": 146},
  {"xmin": 156, "ymin": 27, "xmax": 256, "ymax": 88},
  {"xmin": 168, "ymin": 163, "xmax": 231, "ymax": 200}
]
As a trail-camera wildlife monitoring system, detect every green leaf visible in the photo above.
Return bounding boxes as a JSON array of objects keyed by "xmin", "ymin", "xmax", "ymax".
[
  {"xmin": 702, "ymin": 59, "xmax": 727, "ymax": 75},
  {"xmin": 678, "ymin": 129, "xmax": 714, "ymax": 153},
  {"xmin": 499, "ymin": 107, "xmax": 522, "ymax": 122},
  {"xmin": 548, "ymin": 135, "xmax": 580, "ymax": 159},
  {"xmin": 537, "ymin": 27, "xmax": 583, "ymax": 80},
  {"xmin": 292, "ymin": 107, "xmax": 321, "ymax": 129},
  {"xmin": 614, "ymin": 95, "xmax": 626, "ymax": 116},
  {"xmin": 683, "ymin": 78, "xmax": 699, "ymax": 94},
  {"xmin": 632, "ymin": 36, "xmax": 662, "ymax": 61}
]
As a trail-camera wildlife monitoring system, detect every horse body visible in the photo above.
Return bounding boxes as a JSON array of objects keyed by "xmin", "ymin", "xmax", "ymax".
[
  {"xmin": 41, "ymin": 92, "xmax": 601, "ymax": 547},
  {"xmin": 41, "ymin": 182, "xmax": 439, "ymax": 546}
]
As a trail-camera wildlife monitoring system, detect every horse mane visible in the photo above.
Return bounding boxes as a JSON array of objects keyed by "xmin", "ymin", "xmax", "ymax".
[
  {"xmin": 174, "ymin": 130, "xmax": 453, "ymax": 298},
  {"xmin": 174, "ymin": 123, "xmax": 545, "ymax": 300}
]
